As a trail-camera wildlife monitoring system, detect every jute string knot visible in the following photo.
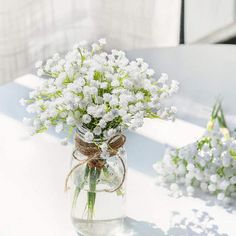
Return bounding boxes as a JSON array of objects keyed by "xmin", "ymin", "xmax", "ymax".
[{"xmin": 65, "ymin": 134, "xmax": 126, "ymax": 192}]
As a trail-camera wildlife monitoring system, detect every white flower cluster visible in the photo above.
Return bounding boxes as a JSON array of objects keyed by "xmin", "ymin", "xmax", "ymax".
[
  {"xmin": 154, "ymin": 103, "xmax": 236, "ymax": 203},
  {"xmin": 20, "ymin": 39, "xmax": 178, "ymax": 144}
]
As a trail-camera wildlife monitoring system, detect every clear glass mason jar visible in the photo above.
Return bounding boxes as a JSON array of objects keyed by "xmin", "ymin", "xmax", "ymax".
[{"xmin": 68, "ymin": 127, "xmax": 127, "ymax": 236}]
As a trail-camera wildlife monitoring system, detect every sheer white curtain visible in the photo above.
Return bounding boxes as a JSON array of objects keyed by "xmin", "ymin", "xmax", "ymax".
[{"xmin": 0, "ymin": 0, "xmax": 181, "ymax": 85}]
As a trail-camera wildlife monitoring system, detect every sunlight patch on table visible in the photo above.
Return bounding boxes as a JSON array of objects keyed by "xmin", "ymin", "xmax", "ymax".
[
  {"xmin": 15, "ymin": 74, "xmax": 42, "ymax": 90},
  {"xmin": 134, "ymin": 118, "xmax": 205, "ymax": 148}
]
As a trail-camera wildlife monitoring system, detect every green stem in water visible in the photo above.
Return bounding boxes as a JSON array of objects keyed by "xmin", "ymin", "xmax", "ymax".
[
  {"xmin": 87, "ymin": 166, "xmax": 101, "ymax": 220},
  {"xmin": 72, "ymin": 186, "xmax": 81, "ymax": 209},
  {"xmin": 72, "ymin": 164, "xmax": 90, "ymax": 209}
]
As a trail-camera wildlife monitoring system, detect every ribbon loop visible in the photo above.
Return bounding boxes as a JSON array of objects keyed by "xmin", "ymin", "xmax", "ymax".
[{"xmin": 65, "ymin": 134, "xmax": 126, "ymax": 192}]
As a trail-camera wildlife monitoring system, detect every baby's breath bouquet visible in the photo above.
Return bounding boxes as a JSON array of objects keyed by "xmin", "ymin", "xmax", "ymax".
[
  {"xmin": 154, "ymin": 102, "xmax": 236, "ymax": 204},
  {"xmin": 21, "ymin": 39, "xmax": 179, "ymax": 235}
]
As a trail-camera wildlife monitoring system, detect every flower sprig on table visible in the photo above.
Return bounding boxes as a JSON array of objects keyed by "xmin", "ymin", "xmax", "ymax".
[
  {"xmin": 20, "ymin": 39, "xmax": 179, "ymax": 145},
  {"xmin": 153, "ymin": 102, "xmax": 236, "ymax": 203}
]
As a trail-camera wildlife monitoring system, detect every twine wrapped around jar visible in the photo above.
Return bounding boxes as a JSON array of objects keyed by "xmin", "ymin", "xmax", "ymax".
[{"xmin": 65, "ymin": 134, "xmax": 126, "ymax": 192}]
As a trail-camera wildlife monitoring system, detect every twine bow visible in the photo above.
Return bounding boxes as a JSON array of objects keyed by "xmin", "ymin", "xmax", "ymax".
[{"xmin": 65, "ymin": 134, "xmax": 126, "ymax": 192}]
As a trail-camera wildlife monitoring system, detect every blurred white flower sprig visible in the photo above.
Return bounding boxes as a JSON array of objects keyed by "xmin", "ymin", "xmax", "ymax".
[
  {"xmin": 153, "ymin": 101, "xmax": 236, "ymax": 203},
  {"xmin": 20, "ymin": 39, "xmax": 179, "ymax": 145}
]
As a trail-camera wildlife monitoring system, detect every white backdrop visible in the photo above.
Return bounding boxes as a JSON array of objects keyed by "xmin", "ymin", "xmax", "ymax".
[
  {"xmin": 0, "ymin": 0, "xmax": 181, "ymax": 85},
  {"xmin": 185, "ymin": 0, "xmax": 236, "ymax": 43}
]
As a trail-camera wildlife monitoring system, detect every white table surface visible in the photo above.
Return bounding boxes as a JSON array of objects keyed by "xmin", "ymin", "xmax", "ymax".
[{"xmin": 0, "ymin": 45, "xmax": 236, "ymax": 236}]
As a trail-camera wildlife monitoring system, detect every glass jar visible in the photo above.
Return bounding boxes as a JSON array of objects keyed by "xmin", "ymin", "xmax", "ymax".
[{"xmin": 67, "ymin": 128, "xmax": 127, "ymax": 236}]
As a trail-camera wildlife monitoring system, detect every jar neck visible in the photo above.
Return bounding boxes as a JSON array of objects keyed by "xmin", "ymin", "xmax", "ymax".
[
  {"xmin": 75, "ymin": 125, "xmax": 107, "ymax": 143},
  {"xmin": 75, "ymin": 125, "xmax": 123, "ymax": 144}
]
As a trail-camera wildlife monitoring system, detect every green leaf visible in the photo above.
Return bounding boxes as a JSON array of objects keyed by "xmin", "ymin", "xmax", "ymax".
[
  {"xmin": 146, "ymin": 114, "xmax": 160, "ymax": 119},
  {"xmin": 230, "ymin": 149, "xmax": 236, "ymax": 160},
  {"xmin": 197, "ymin": 137, "xmax": 211, "ymax": 150},
  {"xmin": 195, "ymin": 162, "xmax": 204, "ymax": 171},
  {"xmin": 217, "ymin": 167, "xmax": 224, "ymax": 177},
  {"xmin": 36, "ymin": 127, "xmax": 47, "ymax": 133},
  {"xmin": 172, "ymin": 156, "xmax": 180, "ymax": 165},
  {"xmin": 94, "ymin": 71, "xmax": 104, "ymax": 81}
]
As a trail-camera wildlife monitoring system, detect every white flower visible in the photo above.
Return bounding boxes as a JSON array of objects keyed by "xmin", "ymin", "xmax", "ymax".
[
  {"xmin": 123, "ymin": 79, "xmax": 133, "ymax": 88},
  {"xmin": 93, "ymin": 126, "xmax": 102, "ymax": 136},
  {"xmin": 109, "ymin": 97, "xmax": 119, "ymax": 106},
  {"xmin": 170, "ymin": 183, "xmax": 179, "ymax": 192},
  {"xmin": 103, "ymin": 112, "xmax": 114, "ymax": 122},
  {"xmin": 92, "ymin": 43, "xmax": 100, "ymax": 51},
  {"xmin": 26, "ymin": 104, "xmax": 37, "ymax": 113},
  {"xmin": 186, "ymin": 163, "xmax": 195, "ymax": 172},
  {"xmin": 219, "ymin": 180, "xmax": 230, "ymax": 191},
  {"xmin": 107, "ymin": 128, "xmax": 116, "ymax": 137},
  {"xmin": 154, "ymin": 102, "xmax": 236, "ymax": 203},
  {"xmin": 169, "ymin": 80, "xmax": 179, "ymax": 94},
  {"xmin": 135, "ymin": 92, "xmax": 144, "ymax": 100},
  {"xmin": 82, "ymin": 114, "xmax": 91, "ymax": 124},
  {"xmin": 37, "ymin": 68, "xmax": 44, "ymax": 77},
  {"xmin": 111, "ymin": 79, "xmax": 120, "ymax": 87},
  {"xmin": 210, "ymin": 174, "xmax": 218, "ymax": 183},
  {"xmin": 23, "ymin": 39, "xmax": 178, "ymax": 151},
  {"xmin": 100, "ymin": 82, "xmax": 108, "ymax": 89},
  {"xmin": 99, "ymin": 119, "xmax": 107, "ymax": 128},
  {"xmin": 222, "ymin": 154, "xmax": 231, "ymax": 167},
  {"xmin": 66, "ymin": 116, "xmax": 75, "ymax": 126},
  {"xmin": 35, "ymin": 60, "xmax": 43, "ymax": 68},
  {"xmin": 44, "ymin": 120, "xmax": 51, "ymax": 128},
  {"xmin": 166, "ymin": 174, "xmax": 175, "ymax": 182},
  {"xmin": 158, "ymin": 73, "xmax": 168, "ymax": 83},
  {"xmin": 60, "ymin": 111, "xmax": 67, "ymax": 118},
  {"xmin": 52, "ymin": 53, "xmax": 60, "ymax": 61},
  {"xmin": 208, "ymin": 183, "xmax": 216, "ymax": 192},
  {"xmin": 100, "ymin": 142, "xmax": 108, "ymax": 152},
  {"xmin": 200, "ymin": 182, "xmax": 208, "ymax": 192},
  {"xmin": 99, "ymin": 38, "xmax": 106, "ymax": 45},
  {"xmin": 103, "ymin": 93, "xmax": 111, "ymax": 102},
  {"xmin": 74, "ymin": 111, "xmax": 81, "ymax": 119},
  {"xmin": 217, "ymin": 193, "xmax": 225, "ymax": 201},
  {"xmin": 146, "ymin": 69, "xmax": 155, "ymax": 77},
  {"xmin": 223, "ymin": 197, "xmax": 231, "ymax": 204},
  {"xmin": 90, "ymin": 87, "xmax": 98, "ymax": 95},
  {"xmin": 177, "ymin": 164, "xmax": 186, "ymax": 175},
  {"xmin": 84, "ymin": 131, "xmax": 94, "ymax": 142},
  {"xmin": 122, "ymin": 114, "xmax": 131, "ymax": 123},
  {"xmin": 230, "ymin": 176, "xmax": 236, "ymax": 184},
  {"xmin": 55, "ymin": 123, "xmax": 63, "ymax": 133},
  {"xmin": 186, "ymin": 186, "xmax": 195, "ymax": 195},
  {"xmin": 19, "ymin": 98, "xmax": 27, "ymax": 106},
  {"xmin": 186, "ymin": 172, "xmax": 194, "ymax": 181}
]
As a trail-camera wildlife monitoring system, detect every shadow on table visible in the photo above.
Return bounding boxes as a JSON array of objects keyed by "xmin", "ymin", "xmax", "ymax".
[
  {"xmin": 123, "ymin": 209, "xmax": 229, "ymax": 236},
  {"xmin": 168, "ymin": 209, "xmax": 229, "ymax": 236},
  {"xmin": 125, "ymin": 131, "xmax": 166, "ymax": 177},
  {"xmin": 123, "ymin": 217, "xmax": 165, "ymax": 236},
  {"xmin": 164, "ymin": 186, "xmax": 236, "ymax": 214},
  {"xmin": 193, "ymin": 190, "xmax": 236, "ymax": 214},
  {"xmin": 0, "ymin": 82, "xmax": 31, "ymax": 121}
]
